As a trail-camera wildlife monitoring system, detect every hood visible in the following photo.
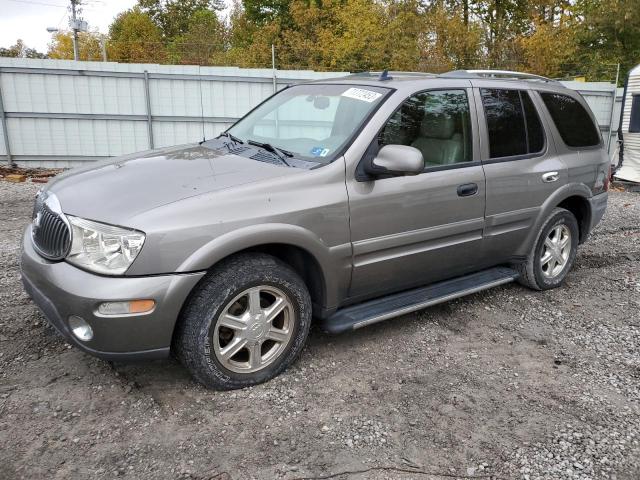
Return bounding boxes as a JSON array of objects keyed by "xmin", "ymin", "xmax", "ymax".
[{"xmin": 47, "ymin": 144, "xmax": 303, "ymax": 225}]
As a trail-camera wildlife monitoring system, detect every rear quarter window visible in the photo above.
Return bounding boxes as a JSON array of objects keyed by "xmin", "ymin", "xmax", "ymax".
[{"xmin": 540, "ymin": 92, "xmax": 601, "ymax": 147}]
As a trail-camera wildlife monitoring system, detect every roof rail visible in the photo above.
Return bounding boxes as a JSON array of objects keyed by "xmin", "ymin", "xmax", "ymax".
[
  {"xmin": 441, "ymin": 69, "xmax": 560, "ymax": 84},
  {"xmin": 346, "ymin": 71, "xmax": 436, "ymax": 79}
]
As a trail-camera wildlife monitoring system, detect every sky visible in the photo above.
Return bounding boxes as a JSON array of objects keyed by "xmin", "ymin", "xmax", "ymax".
[{"xmin": 0, "ymin": 0, "xmax": 138, "ymax": 52}]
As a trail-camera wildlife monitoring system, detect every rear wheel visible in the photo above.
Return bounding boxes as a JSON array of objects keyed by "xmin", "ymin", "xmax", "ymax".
[
  {"xmin": 515, "ymin": 207, "xmax": 579, "ymax": 290},
  {"xmin": 174, "ymin": 253, "xmax": 312, "ymax": 390}
]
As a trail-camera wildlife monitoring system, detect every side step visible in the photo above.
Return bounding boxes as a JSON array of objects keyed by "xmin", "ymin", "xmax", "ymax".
[{"xmin": 321, "ymin": 267, "xmax": 519, "ymax": 334}]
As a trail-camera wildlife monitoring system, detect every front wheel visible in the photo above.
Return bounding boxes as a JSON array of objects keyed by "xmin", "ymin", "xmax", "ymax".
[
  {"xmin": 174, "ymin": 253, "xmax": 312, "ymax": 390},
  {"xmin": 515, "ymin": 207, "xmax": 579, "ymax": 290}
]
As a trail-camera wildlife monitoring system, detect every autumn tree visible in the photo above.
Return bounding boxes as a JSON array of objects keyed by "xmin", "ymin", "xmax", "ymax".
[
  {"xmin": 51, "ymin": 0, "xmax": 637, "ymax": 82},
  {"xmin": 517, "ymin": 16, "xmax": 576, "ymax": 77},
  {"xmin": 108, "ymin": 7, "xmax": 166, "ymax": 63},
  {"xmin": 47, "ymin": 31, "xmax": 105, "ymax": 61},
  {"xmin": 419, "ymin": 3, "xmax": 483, "ymax": 72},
  {"xmin": 225, "ymin": 0, "xmax": 281, "ymax": 68}
]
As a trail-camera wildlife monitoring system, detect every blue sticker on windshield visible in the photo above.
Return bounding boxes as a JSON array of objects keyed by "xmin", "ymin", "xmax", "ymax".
[{"xmin": 310, "ymin": 147, "xmax": 330, "ymax": 157}]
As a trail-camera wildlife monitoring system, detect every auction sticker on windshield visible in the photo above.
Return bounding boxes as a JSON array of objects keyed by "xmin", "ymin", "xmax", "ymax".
[{"xmin": 341, "ymin": 87, "xmax": 383, "ymax": 103}]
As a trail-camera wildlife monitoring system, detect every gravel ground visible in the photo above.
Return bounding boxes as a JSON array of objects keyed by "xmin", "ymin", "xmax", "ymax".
[{"xmin": 0, "ymin": 180, "xmax": 638, "ymax": 480}]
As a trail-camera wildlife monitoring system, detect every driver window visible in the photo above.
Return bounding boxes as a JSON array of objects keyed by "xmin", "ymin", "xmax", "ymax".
[
  {"xmin": 254, "ymin": 95, "xmax": 340, "ymax": 141},
  {"xmin": 379, "ymin": 89, "xmax": 472, "ymax": 167}
]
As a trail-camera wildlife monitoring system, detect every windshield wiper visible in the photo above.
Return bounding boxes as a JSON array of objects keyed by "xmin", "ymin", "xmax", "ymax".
[
  {"xmin": 247, "ymin": 139, "xmax": 293, "ymax": 167},
  {"xmin": 217, "ymin": 132, "xmax": 244, "ymax": 144}
]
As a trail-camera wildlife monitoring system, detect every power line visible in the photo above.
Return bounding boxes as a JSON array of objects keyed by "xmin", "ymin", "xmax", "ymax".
[{"xmin": 8, "ymin": 0, "xmax": 67, "ymax": 7}]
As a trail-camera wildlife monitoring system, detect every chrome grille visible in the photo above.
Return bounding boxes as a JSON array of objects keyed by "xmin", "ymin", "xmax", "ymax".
[{"xmin": 32, "ymin": 195, "xmax": 71, "ymax": 261}]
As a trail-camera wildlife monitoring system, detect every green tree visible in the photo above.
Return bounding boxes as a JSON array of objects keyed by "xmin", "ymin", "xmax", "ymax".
[
  {"xmin": 169, "ymin": 9, "xmax": 227, "ymax": 65},
  {"xmin": 242, "ymin": 0, "xmax": 294, "ymax": 25},
  {"xmin": 0, "ymin": 39, "xmax": 46, "ymax": 58},
  {"xmin": 108, "ymin": 7, "xmax": 167, "ymax": 63},
  {"xmin": 574, "ymin": 0, "xmax": 640, "ymax": 82},
  {"xmin": 137, "ymin": 0, "xmax": 224, "ymax": 39}
]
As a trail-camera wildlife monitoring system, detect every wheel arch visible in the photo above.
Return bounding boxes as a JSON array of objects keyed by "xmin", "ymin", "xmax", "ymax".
[
  {"xmin": 556, "ymin": 195, "xmax": 591, "ymax": 243},
  {"xmin": 234, "ymin": 243, "xmax": 327, "ymax": 315},
  {"xmin": 176, "ymin": 223, "xmax": 349, "ymax": 314},
  {"xmin": 518, "ymin": 183, "xmax": 593, "ymax": 256}
]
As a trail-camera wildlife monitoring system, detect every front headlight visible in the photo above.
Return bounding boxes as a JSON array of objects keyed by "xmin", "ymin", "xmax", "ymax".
[{"xmin": 66, "ymin": 216, "xmax": 145, "ymax": 275}]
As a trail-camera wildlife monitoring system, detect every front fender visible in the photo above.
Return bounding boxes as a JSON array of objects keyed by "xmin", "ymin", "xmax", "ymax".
[{"xmin": 177, "ymin": 223, "xmax": 351, "ymax": 309}]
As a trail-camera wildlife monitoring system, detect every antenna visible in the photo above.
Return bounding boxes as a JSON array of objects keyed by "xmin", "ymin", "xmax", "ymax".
[{"xmin": 379, "ymin": 70, "xmax": 393, "ymax": 81}]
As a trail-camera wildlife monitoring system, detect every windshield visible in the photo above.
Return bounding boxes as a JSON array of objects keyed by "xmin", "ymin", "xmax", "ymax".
[{"xmin": 227, "ymin": 83, "xmax": 390, "ymax": 164}]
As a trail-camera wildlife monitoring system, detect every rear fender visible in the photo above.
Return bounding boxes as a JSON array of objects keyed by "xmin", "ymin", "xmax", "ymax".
[{"xmin": 515, "ymin": 183, "xmax": 592, "ymax": 257}]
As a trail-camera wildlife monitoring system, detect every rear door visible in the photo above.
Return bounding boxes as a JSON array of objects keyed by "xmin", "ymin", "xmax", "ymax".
[
  {"xmin": 345, "ymin": 85, "xmax": 486, "ymax": 301},
  {"xmin": 537, "ymin": 91, "xmax": 609, "ymax": 195},
  {"xmin": 472, "ymin": 82, "xmax": 567, "ymax": 263}
]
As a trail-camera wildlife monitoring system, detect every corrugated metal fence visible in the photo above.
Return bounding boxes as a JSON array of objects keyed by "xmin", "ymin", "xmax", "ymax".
[
  {"xmin": 560, "ymin": 80, "xmax": 624, "ymax": 159},
  {"xmin": 0, "ymin": 58, "xmax": 621, "ymax": 168},
  {"xmin": 0, "ymin": 58, "xmax": 346, "ymax": 168}
]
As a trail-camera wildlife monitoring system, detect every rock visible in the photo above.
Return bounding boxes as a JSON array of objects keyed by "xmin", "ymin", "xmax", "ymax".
[{"xmin": 5, "ymin": 174, "xmax": 26, "ymax": 183}]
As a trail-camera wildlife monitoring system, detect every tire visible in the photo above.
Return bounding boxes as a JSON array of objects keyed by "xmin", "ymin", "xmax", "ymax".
[
  {"xmin": 173, "ymin": 253, "xmax": 312, "ymax": 390},
  {"xmin": 515, "ymin": 207, "xmax": 579, "ymax": 291}
]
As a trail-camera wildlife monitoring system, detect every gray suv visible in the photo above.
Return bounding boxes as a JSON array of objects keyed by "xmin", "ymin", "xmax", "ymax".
[{"xmin": 21, "ymin": 70, "xmax": 610, "ymax": 389}]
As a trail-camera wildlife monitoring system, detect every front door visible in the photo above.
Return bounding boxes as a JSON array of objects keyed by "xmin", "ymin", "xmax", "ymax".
[{"xmin": 346, "ymin": 88, "xmax": 486, "ymax": 301}]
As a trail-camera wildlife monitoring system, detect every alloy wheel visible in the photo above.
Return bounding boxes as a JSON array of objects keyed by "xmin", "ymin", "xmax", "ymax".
[
  {"xmin": 540, "ymin": 224, "xmax": 571, "ymax": 279},
  {"xmin": 212, "ymin": 286, "xmax": 294, "ymax": 373}
]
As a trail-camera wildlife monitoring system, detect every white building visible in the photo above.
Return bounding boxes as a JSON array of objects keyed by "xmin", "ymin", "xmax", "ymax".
[{"xmin": 615, "ymin": 63, "xmax": 640, "ymax": 183}]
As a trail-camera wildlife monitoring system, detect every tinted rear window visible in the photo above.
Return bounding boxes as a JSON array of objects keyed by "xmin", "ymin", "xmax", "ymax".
[
  {"xmin": 540, "ymin": 92, "xmax": 600, "ymax": 147},
  {"xmin": 481, "ymin": 89, "xmax": 545, "ymax": 158}
]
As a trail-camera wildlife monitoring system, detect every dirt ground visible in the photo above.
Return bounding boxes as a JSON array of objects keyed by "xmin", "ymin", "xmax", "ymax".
[{"xmin": 1, "ymin": 180, "xmax": 638, "ymax": 480}]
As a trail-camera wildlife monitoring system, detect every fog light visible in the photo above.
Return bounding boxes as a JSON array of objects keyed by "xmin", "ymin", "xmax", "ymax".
[
  {"xmin": 97, "ymin": 300, "xmax": 155, "ymax": 316},
  {"xmin": 68, "ymin": 316, "xmax": 93, "ymax": 342}
]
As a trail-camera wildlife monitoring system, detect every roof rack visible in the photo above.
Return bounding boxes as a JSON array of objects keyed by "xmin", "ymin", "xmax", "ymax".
[
  {"xmin": 440, "ymin": 69, "xmax": 560, "ymax": 84},
  {"xmin": 346, "ymin": 71, "xmax": 436, "ymax": 79}
]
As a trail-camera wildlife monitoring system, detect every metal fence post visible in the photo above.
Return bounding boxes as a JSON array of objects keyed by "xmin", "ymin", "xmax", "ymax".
[
  {"xmin": 271, "ymin": 44, "xmax": 277, "ymax": 93},
  {"xmin": 606, "ymin": 63, "xmax": 620, "ymax": 153},
  {"xmin": 0, "ymin": 76, "xmax": 13, "ymax": 166},
  {"xmin": 143, "ymin": 70, "xmax": 154, "ymax": 149}
]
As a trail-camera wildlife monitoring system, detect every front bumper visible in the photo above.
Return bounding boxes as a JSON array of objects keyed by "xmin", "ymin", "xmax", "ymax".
[{"xmin": 20, "ymin": 227, "xmax": 205, "ymax": 361}]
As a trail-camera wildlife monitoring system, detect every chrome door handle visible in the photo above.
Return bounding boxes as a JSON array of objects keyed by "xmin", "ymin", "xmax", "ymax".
[{"xmin": 542, "ymin": 171, "xmax": 559, "ymax": 183}]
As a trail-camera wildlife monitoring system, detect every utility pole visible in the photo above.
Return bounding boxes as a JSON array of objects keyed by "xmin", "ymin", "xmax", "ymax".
[
  {"xmin": 606, "ymin": 63, "xmax": 621, "ymax": 153},
  {"xmin": 70, "ymin": 0, "xmax": 79, "ymax": 61},
  {"xmin": 100, "ymin": 37, "xmax": 107, "ymax": 62}
]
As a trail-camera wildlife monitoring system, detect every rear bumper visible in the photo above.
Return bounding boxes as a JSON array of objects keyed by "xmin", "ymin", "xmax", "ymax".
[
  {"xmin": 20, "ymin": 227, "xmax": 205, "ymax": 361},
  {"xmin": 587, "ymin": 191, "xmax": 608, "ymax": 233}
]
